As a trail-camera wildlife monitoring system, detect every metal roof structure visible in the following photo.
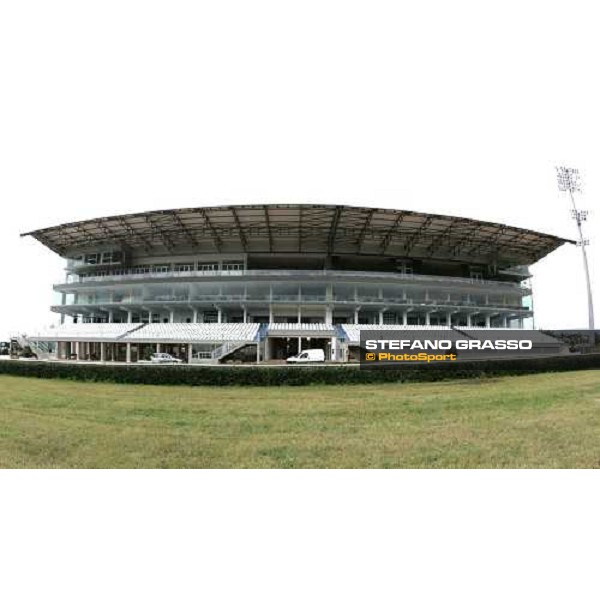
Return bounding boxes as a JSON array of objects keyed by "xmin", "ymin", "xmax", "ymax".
[{"xmin": 22, "ymin": 204, "xmax": 572, "ymax": 267}]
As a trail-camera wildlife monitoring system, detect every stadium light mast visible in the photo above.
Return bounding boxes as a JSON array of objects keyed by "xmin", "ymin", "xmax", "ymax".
[{"xmin": 556, "ymin": 166, "xmax": 595, "ymax": 329}]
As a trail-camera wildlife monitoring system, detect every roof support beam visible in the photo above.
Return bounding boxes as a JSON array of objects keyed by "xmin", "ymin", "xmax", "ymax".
[
  {"xmin": 298, "ymin": 205, "xmax": 303, "ymax": 252},
  {"xmin": 230, "ymin": 207, "xmax": 247, "ymax": 251},
  {"xmin": 144, "ymin": 216, "xmax": 176, "ymax": 252},
  {"xmin": 264, "ymin": 206, "xmax": 273, "ymax": 253},
  {"xmin": 380, "ymin": 213, "xmax": 405, "ymax": 254},
  {"xmin": 170, "ymin": 213, "xmax": 198, "ymax": 248},
  {"xmin": 404, "ymin": 217, "xmax": 433, "ymax": 255},
  {"xmin": 197, "ymin": 209, "xmax": 222, "ymax": 251},
  {"xmin": 357, "ymin": 209, "xmax": 375, "ymax": 253},
  {"xmin": 327, "ymin": 206, "xmax": 343, "ymax": 255},
  {"xmin": 117, "ymin": 217, "xmax": 153, "ymax": 252}
]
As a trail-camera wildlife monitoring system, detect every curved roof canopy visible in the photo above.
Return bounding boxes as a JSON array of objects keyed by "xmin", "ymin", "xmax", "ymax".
[{"xmin": 22, "ymin": 204, "xmax": 572, "ymax": 267}]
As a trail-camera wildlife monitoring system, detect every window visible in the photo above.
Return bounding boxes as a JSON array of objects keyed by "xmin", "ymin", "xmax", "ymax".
[
  {"xmin": 470, "ymin": 267, "xmax": 484, "ymax": 281},
  {"xmin": 199, "ymin": 263, "xmax": 218, "ymax": 272},
  {"xmin": 174, "ymin": 263, "xmax": 194, "ymax": 272},
  {"xmin": 84, "ymin": 253, "xmax": 99, "ymax": 265},
  {"xmin": 152, "ymin": 264, "xmax": 171, "ymax": 273},
  {"xmin": 223, "ymin": 262, "xmax": 243, "ymax": 271},
  {"xmin": 101, "ymin": 251, "xmax": 122, "ymax": 265}
]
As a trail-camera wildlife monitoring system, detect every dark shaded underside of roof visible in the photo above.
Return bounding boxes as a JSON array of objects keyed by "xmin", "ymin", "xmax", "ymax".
[{"xmin": 21, "ymin": 204, "xmax": 572, "ymax": 267}]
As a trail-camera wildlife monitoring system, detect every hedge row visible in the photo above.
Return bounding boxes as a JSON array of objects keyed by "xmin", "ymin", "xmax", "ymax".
[{"xmin": 1, "ymin": 354, "xmax": 600, "ymax": 386}]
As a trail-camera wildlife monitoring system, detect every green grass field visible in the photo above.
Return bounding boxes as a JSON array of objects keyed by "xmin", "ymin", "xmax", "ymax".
[{"xmin": 1, "ymin": 370, "xmax": 600, "ymax": 468}]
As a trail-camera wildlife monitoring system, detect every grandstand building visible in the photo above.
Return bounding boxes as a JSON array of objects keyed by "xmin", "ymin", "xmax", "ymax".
[{"xmin": 22, "ymin": 204, "xmax": 570, "ymax": 362}]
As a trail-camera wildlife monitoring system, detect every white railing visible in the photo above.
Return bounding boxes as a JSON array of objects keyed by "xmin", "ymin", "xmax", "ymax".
[
  {"xmin": 57, "ymin": 268, "xmax": 523, "ymax": 289},
  {"xmin": 211, "ymin": 341, "xmax": 249, "ymax": 361}
]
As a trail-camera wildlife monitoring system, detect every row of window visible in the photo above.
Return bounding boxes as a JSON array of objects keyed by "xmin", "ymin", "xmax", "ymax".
[
  {"xmin": 76, "ymin": 261, "xmax": 244, "ymax": 280},
  {"xmin": 71, "ymin": 251, "xmax": 124, "ymax": 266}
]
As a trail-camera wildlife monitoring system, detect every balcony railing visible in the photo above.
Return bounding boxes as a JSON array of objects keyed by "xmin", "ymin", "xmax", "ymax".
[
  {"xmin": 57, "ymin": 268, "xmax": 524, "ymax": 290},
  {"xmin": 59, "ymin": 295, "xmax": 529, "ymax": 312}
]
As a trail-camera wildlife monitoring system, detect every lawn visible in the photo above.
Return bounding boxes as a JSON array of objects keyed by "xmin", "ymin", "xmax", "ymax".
[{"xmin": 1, "ymin": 370, "xmax": 600, "ymax": 468}]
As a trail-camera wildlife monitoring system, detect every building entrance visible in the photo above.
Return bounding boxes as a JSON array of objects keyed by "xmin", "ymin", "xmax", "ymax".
[{"xmin": 267, "ymin": 337, "xmax": 331, "ymax": 361}]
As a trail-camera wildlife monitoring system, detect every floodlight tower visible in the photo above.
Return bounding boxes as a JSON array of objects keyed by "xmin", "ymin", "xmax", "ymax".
[{"xmin": 556, "ymin": 166, "xmax": 595, "ymax": 329}]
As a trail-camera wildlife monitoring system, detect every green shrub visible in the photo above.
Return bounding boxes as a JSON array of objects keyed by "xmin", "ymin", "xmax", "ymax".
[{"xmin": 1, "ymin": 354, "xmax": 600, "ymax": 386}]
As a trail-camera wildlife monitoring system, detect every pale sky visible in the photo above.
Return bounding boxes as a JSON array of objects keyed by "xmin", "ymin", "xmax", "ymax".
[{"xmin": 1, "ymin": 0, "xmax": 599, "ymax": 340}]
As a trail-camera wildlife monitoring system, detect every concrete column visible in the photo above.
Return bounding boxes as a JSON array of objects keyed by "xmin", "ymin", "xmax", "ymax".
[
  {"xmin": 148, "ymin": 310, "xmax": 152, "ymax": 323},
  {"xmin": 217, "ymin": 308, "xmax": 222, "ymax": 324},
  {"xmin": 75, "ymin": 342, "xmax": 80, "ymax": 359},
  {"xmin": 425, "ymin": 312, "xmax": 431, "ymax": 326},
  {"xmin": 126, "ymin": 343, "xmax": 131, "ymax": 363},
  {"xmin": 378, "ymin": 310, "xmax": 384, "ymax": 325},
  {"xmin": 502, "ymin": 315, "xmax": 508, "ymax": 328},
  {"xmin": 100, "ymin": 343, "xmax": 106, "ymax": 362},
  {"xmin": 446, "ymin": 312, "xmax": 452, "ymax": 327},
  {"xmin": 269, "ymin": 305, "xmax": 273, "ymax": 323},
  {"xmin": 467, "ymin": 314, "xmax": 472, "ymax": 327},
  {"xmin": 297, "ymin": 306, "xmax": 302, "ymax": 324},
  {"xmin": 485, "ymin": 315, "xmax": 491, "ymax": 328},
  {"xmin": 243, "ymin": 307, "xmax": 247, "ymax": 324},
  {"xmin": 156, "ymin": 343, "xmax": 161, "ymax": 353},
  {"xmin": 127, "ymin": 311, "xmax": 133, "ymax": 324},
  {"xmin": 108, "ymin": 310, "xmax": 114, "ymax": 323},
  {"xmin": 169, "ymin": 310, "xmax": 175, "ymax": 323},
  {"xmin": 403, "ymin": 311, "xmax": 408, "ymax": 326},
  {"xmin": 188, "ymin": 344, "xmax": 193, "ymax": 363},
  {"xmin": 193, "ymin": 308, "xmax": 198, "ymax": 323},
  {"xmin": 298, "ymin": 337, "xmax": 302, "ymax": 352},
  {"xmin": 325, "ymin": 306, "xmax": 333, "ymax": 326},
  {"xmin": 354, "ymin": 308, "xmax": 359, "ymax": 325}
]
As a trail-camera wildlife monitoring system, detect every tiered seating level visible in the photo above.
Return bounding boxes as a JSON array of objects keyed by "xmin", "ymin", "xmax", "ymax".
[
  {"xmin": 123, "ymin": 323, "xmax": 260, "ymax": 343},
  {"xmin": 28, "ymin": 323, "xmax": 139, "ymax": 341}
]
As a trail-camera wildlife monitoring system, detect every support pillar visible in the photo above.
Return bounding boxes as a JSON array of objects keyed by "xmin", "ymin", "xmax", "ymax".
[
  {"xmin": 467, "ymin": 314, "xmax": 472, "ymax": 327},
  {"xmin": 156, "ymin": 343, "xmax": 161, "ymax": 353},
  {"xmin": 269, "ymin": 305, "xmax": 274, "ymax": 323},
  {"xmin": 298, "ymin": 337, "xmax": 302, "ymax": 352},
  {"xmin": 108, "ymin": 310, "xmax": 114, "ymax": 323},
  {"xmin": 126, "ymin": 343, "xmax": 131, "ymax": 363},
  {"xmin": 425, "ymin": 312, "xmax": 431, "ymax": 326},
  {"xmin": 243, "ymin": 307, "xmax": 247, "ymax": 324},
  {"xmin": 354, "ymin": 308, "xmax": 359, "ymax": 325},
  {"xmin": 100, "ymin": 342, "xmax": 106, "ymax": 362},
  {"xmin": 485, "ymin": 315, "xmax": 491, "ymax": 328},
  {"xmin": 188, "ymin": 344, "xmax": 193, "ymax": 363},
  {"xmin": 193, "ymin": 308, "xmax": 198, "ymax": 323},
  {"xmin": 502, "ymin": 315, "xmax": 508, "ymax": 328},
  {"xmin": 127, "ymin": 311, "xmax": 133, "ymax": 324},
  {"xmin": 297, "ymin": 306, "xmax": 301, "ymax": 324},
  {"xmin": 325, "ymin": 306, "xmax": 333, "ymax": 326},
  {"xmin": 169, "ymin": 310, "xmax": 175, "ymax": 324},
  {"xmin": 446, "ymin": 312, "xmax": 452, "ymax": 327},
  {"xmin": 378, "ymin": 310, "xmax": 384, "ymax": 325},
  {"xmin": 217, "ymin": 308, "xmax": 222, "ymax": 324}
]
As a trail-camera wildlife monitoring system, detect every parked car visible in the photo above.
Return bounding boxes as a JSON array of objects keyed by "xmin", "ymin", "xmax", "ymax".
[
  {"xmin": 149, "ymin": 353, "xmax": 183, "ymax": 364},
  {"xmin": 286, "ymin": 349, "xmax": 325, "ymax": 363}
]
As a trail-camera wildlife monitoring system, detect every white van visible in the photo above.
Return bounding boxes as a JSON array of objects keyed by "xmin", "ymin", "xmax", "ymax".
[{"xmin": 286, "ymin": 348, "xmax": 325, "ymax": 363}]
